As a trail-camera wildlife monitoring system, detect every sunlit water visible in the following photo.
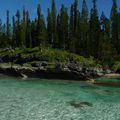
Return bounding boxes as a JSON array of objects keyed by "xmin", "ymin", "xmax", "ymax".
[{"xmin": 0, "ymin": 75, "xmax": 120, "ymax": 120}]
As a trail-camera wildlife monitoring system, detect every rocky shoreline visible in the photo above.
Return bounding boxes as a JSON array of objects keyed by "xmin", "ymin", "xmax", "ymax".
[
  {"xmin": 0, "ymin": 61, "xmax": 112, "ymax": 80},
  {"xmin": 0, "ymin": 52, "xmax": 113, "ymax": 80}
]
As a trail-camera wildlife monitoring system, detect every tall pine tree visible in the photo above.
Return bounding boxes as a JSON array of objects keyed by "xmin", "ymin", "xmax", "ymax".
[
  {"xmin": 89, "ymin": 0, "xmax": 101, "ymax": 58},
  {"xmin": 100, "ymin": 12, "xmax": 116, "ymax": 62},
  {"xmin": 36, "ymin": 4, "xmax": 47, "ymax": 49},
  {"xmin": 58, "ymin": 4, "xmax": 69, "ymax": 49},
  {"xmin": 80, "ymin": 0, "xmax": 89, "ymax": 56},
  {"xmin": 6, "ymin": 10, "xmax": 11, "ymax": 47},
  {"xmin": 110, "ymin": 0, "xmax": 119, "ymax": 54},
  {"xmin": 69, "ymin": 4, "xmax": 75, "ymax": 52},
  {"xmin": 26, "ymin": 11, "xmax": 32, "ymax": 48},
  {"xmin": 20, "ymin": 6, "xmax": 27, "ymax": 48},
  {"xmin": 12, "ymin": 16, "xmax": 16, "ymax": 48},
  {"xmin": 51, "ymin": 0, "xmax": 57, "ymax": 48},
  {"xmin": 15, "ymin": 10, "xmax": 21, "ymax": 47},
  {"xmin": 73, "ymin": 0, "xmax": 78, "ymax": 32},
  {"xmin": 47, "ymin": 8, "xmax": 52, "ymax": 47}
]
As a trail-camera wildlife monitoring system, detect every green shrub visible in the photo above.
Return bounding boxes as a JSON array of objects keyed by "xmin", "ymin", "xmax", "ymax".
[
  {"xmin": 0, "ymin": 47, "xmax": 101, "ymax": 68},
  {"xmin": 113, "ymin": 61, "xmax": 120, "ymax": 70}
]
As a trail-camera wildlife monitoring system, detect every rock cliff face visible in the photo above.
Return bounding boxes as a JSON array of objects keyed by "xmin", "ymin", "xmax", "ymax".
[
  {"xmin": 64, "ymin": 62, "xmax": 105, "ymax": 79},
  {"xmin": 0, "ymin": 53, "xmax": 112, "ymax": 80},
  {"xmin": 0, "ymin": 61, "xmax": 108, "ymax": 80}
]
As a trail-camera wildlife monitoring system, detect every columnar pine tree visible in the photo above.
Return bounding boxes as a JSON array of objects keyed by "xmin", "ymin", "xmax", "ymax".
[
  {"xmin": 31, "ymin": 20, "xmax": 37, "ymax": 48},
  {"xmin": 12, "ymin": 16, "xmax": 16, "ymax": 48},
  {"xmin": 56, "ymin": 14, "xmax": 60, "ymax": 48},
  {"xmin": 26, "ymin": 11, "xmax": 32, "ymax": 48},
  {"xmin": 58, "ymin": 4, "xmax": 69, "ymax": 49},
  {"xmin": 6, "ymin": 10, "xmax": 11, "ymax": 47},
  {"xmin": 70, "ymin": 4, "xmax": 74, "ymax": 36},
  {"xmin": 15, "ymin": 10, "xmax": 21, "ymax": 47},
  {"xmin": 51, "ymin": 0, "xmax": 57, "ymax": 47},
  {"xmin": 69, "ymin": 4, "xmax": 75, "ymax": 52},
  {"xmin": 118, "ymin": 10, "xmax": 120, "ymax": 54},
  {"xmin": 89, "ymin": 0, "xmax": 101, "ymax": 58},
  {"xmin": 47, "ymin": 8, "xmax": 52, "ymax": 46},
  {"xmin": 80, "ymin": 0, "xmax": 89, "ymax": 56},
  {"xmin": 35, "ymin": 4, "xmax": 41, "ymax": 47},
  {"xmin": 110, "ymin": 0, "xmax": 119, "ymax": 53},
  {"xmin": 21, "ymin": 6, "xmax": 26, "ymax": 48},
  {"xmin": 100, "ymin": 12, "xmax": 116, "ymax": 62},
  {"xmin": 75, "ymin": 11, "xmax": 82, "ymax": 54},
  {"xmin": 38, "ymin": 15, "xmax": 47, "ymax": 48},
  {"xmin": 0, "ymin": 19, "xmax": 6, "ymax": 48},
  {"xmin": 73, "ymin": 0, "xmax": 78, "ymax": 32},
  {"xmin": 0, "ymin": 0, "xmax": 120, "ymax": 64},
  {"xmin": 1, "ymin": 24, "xmax": 7, "ymax": 48},
  {"xmin": 0, "ymin": 19, "xmax": 2, "ymax": 43},
  {"xmin": 36, "ymin": 4, "xmax": 47, "ymax": 49}
]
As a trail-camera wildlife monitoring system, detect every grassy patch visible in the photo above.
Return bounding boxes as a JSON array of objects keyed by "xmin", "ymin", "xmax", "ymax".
[{"xmin": 0, "ymin": 47, "xmax": 101, "ymax": 67}]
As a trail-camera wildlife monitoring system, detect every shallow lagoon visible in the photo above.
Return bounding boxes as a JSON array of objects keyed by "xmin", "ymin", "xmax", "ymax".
[{"xmin": 0, "ymin": 75, "xmax": 120, "ymax": 120}]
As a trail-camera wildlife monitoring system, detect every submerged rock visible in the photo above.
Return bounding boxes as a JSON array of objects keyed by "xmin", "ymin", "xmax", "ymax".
[
  {"xmin": 104, "ymin": 90, "xmax": 112, "ymax": 93},
  {"xmin": 68, "ymin": 101, "xmax": 93, "ymax": 108}
]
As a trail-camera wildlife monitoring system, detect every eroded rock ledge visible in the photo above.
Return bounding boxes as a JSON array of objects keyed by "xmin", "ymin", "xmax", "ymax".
[{"xmin": 0, "ymin": 62, "xmax": 111, "ymax": 80}]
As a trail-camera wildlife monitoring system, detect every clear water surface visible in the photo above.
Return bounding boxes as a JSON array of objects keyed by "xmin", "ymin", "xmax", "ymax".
[{"xmin": 0, "ymin": 75, "xmax": 120, "ymax": 120}]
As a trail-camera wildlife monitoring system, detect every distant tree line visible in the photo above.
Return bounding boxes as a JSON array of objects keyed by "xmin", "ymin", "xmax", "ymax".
[{"xmin": 0, "ymin": 0, "xmax": 120, "ymax": 63}]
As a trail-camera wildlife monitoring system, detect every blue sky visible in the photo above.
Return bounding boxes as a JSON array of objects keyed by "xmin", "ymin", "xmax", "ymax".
[{"xmin": 0, "ymin": 0, "xmax": 120, "ymax": 23}]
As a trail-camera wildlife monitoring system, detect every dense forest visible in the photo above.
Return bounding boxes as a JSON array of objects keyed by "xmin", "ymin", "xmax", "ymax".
[{"xmin": 0, "ymin": 0, "xmax": 120, "ymax": 65}]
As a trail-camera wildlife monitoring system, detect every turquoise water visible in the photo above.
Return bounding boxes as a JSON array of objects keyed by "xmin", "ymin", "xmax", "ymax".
[
  {"xmin": 0, "ymin": 75, "xmax": 120, "ymax": 120},
  {"xmin": 97, "ymin": 77, "xmax": 120, "ymax": 83}
]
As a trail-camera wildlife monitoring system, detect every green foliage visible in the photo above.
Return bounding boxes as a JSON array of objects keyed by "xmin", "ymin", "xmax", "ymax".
[
  {"xmin": 113, "ymin": 61, "xmax": 120, "ymax": 70},
  {"xmin": 26, "ymin": 11, "xmax": 32, "ymax": 48},
  {"xmin": 73, "ymin": 0, "xmax": 78, "ymax": 31},
  {"xmin": 57, "ymin": 4, "xmax": 69, "ymax": 49},
  {"xmin": 0, "ymin": 47, "xmax": 100, "ymax": 67},
  {"xmin": 89, "ymin": 0, "xmax": 101, "ymax": 58},
  {"xmin": 20, "ymin": 7, "xmax": 27, "ymax": 48},
  {"xmin": 6, "ymin": 10, "xmax": 11, "ymax": 46},
  {"xmin": 12, "ymin": 16, "xmax": 16, "ymax": 48},
  {"xmin": 0, "ymin": 0, "xmax": 120, "ymax": 68},
  {"xmin": 35, "ymin": 4, "xmax": 47, "ymax": 48},
  {"xmin": 50, "ymin": 0, "xmax": 57, "ymax": 48},
  {"xmin": 110, "ymin": 0, "xmax": 119, "ymax": 53},
  {"xmin": 15, "ymin": 10, "xmax": 21, "ymax": 47}
]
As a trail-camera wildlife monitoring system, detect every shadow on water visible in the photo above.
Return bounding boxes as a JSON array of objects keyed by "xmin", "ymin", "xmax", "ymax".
[
  {"xmin": 95, "ymin": 77, "xmax": 120, "ymax": 87},
  {"xmin": 116, "ymin": 78, "xmax": 120, "ymax": 80}
]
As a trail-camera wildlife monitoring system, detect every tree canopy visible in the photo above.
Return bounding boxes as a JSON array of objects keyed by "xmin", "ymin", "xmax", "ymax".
[{"xmin": 0, "ymin": 0, "xmax": 120, "ymax": 64}]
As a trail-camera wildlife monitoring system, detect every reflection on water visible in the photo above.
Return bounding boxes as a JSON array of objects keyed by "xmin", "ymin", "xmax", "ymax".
[{"xmin": 0, "ymin": 75, "xmax": 120, "ymax": 120}]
